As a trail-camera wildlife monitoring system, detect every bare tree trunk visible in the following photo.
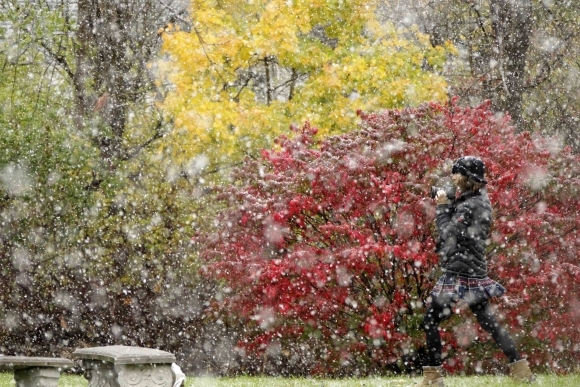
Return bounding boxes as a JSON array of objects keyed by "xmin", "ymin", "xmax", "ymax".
[
  {"xmin": 73, "ymin": 0, "xmax": 178, "ymax": 167},
  {"xmin": 265, "ymin": 56, "xmax": 273, "ymax": 106},
  {"xmin": 489, "ymin": 0, "xmax": 532, "ymax": 128}
]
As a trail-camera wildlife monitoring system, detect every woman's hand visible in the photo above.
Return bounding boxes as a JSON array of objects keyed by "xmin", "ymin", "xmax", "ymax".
[{"xmin": 436, "ymin": 190, "xmax": 450, "ymax": 205}]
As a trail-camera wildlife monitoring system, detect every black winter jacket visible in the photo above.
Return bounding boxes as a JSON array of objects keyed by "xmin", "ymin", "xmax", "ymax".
[{"xmin": 435, "ymin": 188, "xmax": 492, "ymax": 279}]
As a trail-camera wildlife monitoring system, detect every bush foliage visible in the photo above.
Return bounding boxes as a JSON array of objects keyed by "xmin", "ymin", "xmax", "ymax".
[{"xmin": 196, "ymin": 100, "xmax": 580, "ymax": 375}]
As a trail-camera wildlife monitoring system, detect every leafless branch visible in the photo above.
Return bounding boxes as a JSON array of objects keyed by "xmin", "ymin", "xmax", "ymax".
[{"xmin": 39, "ymin": 41, "xmax": 74, "ymax": 80}]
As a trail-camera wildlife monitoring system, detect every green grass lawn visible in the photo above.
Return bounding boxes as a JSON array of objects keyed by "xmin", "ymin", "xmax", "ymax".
[
  {"xmin": 182, "ymin": 374, "xmax": 579, "ymax": 387},
  {"xmin": 0, "ymin": 372, "xmax": 578, "ymax": 386}
]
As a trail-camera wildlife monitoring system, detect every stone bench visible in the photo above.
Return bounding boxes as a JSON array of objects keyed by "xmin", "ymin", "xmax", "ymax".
[
  {"xmin": 72, "ymin": 345, "xmax": 178, "ymax": 387},
  {"xmin": 0, "ymin": 356, "xmax": 74, "ymax": 387}
]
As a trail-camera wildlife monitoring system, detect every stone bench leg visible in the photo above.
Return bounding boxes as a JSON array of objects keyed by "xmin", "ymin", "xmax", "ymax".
[
  {"xmin": 14, "ymin": 367, "xmax": 61, "ymax": 387},
  {"xmin": 82, "ymin": 360, "xmax": 174, "ymax": 387},
  {"xmin": 82, "ymin": 360, "xmax": 116, "ymax": 387}
]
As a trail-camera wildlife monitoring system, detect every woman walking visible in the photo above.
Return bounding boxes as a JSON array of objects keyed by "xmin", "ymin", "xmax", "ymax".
[{"xmin": 414, "ymin": 156, "xmax": 535, "ymax": 386}]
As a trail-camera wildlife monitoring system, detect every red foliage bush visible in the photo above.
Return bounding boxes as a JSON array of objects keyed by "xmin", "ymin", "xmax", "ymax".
[{"xmin": 195, "ymin": 99, "xmax": 580, "ymax": 375}]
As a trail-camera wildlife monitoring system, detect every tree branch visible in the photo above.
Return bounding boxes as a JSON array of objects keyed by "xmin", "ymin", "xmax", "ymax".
[
  {"xmin": 121, "ymin": 116, "xmax": 165, "ymax": 161},
  {"xmin": 39, "ymin": 41, "xmax": 74, "ymax": 80}
]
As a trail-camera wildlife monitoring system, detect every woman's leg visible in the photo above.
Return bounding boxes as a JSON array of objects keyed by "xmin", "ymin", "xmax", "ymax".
[
  {"xmin": 469, "ymin": 298, "xmax": 521, "ymax": 363},
  {"xmin": 423, "ymin": 296, "xmax": 454, "ymax": 366}
]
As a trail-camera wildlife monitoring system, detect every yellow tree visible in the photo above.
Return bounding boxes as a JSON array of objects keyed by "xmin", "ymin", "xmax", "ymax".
[{"xmin": 158, "ymin": 0, "xmax": 454, "ymax": 178}]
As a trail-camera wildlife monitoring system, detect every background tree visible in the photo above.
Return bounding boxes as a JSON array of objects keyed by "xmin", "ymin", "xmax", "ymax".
[
  {"xmin": 155, "ymin": 1, "xmax": 454, "ymax": 371},
  {"xmin": 196, "ymin": 100, "xmax": 580, "ymax": 376},
  {"xmin": 158, "ymin": 0, "xmax": 452, "ymax": 180},
  {"xmin": 378, "ymin": 0, "xmax": 580, "ymax": 150},
  {"xmin": 0, "ymin": 0, "xmax": 240, "ymax": 373}
]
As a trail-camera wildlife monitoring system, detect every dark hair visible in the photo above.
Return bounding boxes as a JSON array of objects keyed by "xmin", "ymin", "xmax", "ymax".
[{"xmin": 458, "ymin": 174, "xmax": 486, "ymax": 193}]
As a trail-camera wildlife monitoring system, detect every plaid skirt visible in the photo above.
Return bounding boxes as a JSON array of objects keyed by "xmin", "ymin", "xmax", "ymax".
[{"xmin": 429, "ymin": 273, "xmax": 506, "ymax": 305}]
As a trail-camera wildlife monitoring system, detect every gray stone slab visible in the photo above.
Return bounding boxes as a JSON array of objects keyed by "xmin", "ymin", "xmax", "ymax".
[
  {"xmin": 73, "ymin": 346, "xmax": 177, "ymax": 387},
  {"xmin": 0, "ymin": 356, "xmax": 73, "ymax": 370},
  {"xmin": 72, "ymin": 345, "xmax": 175, "ymax": 364}
]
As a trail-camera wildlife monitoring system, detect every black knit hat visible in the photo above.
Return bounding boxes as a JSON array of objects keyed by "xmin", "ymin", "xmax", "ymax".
[{"xmin": 452, "ymin": 156, "xmax": 487, "ymax": 184}]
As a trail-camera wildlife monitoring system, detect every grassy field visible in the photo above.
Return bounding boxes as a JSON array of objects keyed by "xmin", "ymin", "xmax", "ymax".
[
  {"xmin": 0, "ymin": 373, "xmax": 578, "ymax": 386},
  {"xmin": 183, "ymin": 374, "xmax": 580, "ymax": 386}
]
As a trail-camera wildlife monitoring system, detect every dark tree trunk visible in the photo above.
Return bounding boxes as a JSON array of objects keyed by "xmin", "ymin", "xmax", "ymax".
[
  {"xmin": 489, "ymin": 0, "xmax": 532, "ymax": 128},
  {"xmin": 73, "ymin": 0, "xmax": 171, "ymax": 166}
]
